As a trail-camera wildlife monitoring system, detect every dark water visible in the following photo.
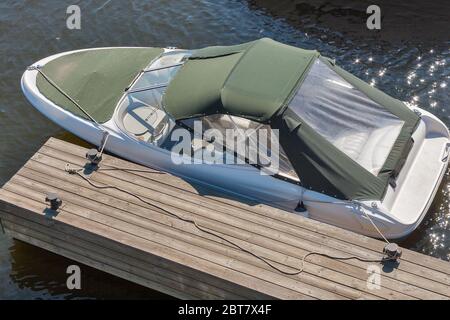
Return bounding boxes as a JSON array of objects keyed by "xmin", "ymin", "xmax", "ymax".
[{"xmin": 0, "ymin": 0, "xmax": 448, "ymax": 299}]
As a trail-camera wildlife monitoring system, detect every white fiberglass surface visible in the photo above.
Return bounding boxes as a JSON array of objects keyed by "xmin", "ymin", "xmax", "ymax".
[{"xmin": 289, "ymin": 59, "xmax": 404, "ymax": 175}]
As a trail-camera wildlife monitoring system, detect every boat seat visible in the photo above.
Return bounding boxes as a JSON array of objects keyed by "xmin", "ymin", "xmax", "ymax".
[
  {"xmin": 123, "ymin": 106, "xmax": 159, "ymax": 136},
  {"xmin": 335, "ymin": 125, "xmax": 401, "ymax": 175},
  {"xmin": 335, "ymin": 131, "xmax": 368, "ymax": 161},
  {"xmin": 357, "ymin": 125, "xmax": 402, "ymax": 175}
]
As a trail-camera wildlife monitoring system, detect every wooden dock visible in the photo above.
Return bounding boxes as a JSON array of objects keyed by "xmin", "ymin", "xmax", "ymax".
[{"xmin": 0, "ymin": 138, "xmax": 449, "ymax": 299}]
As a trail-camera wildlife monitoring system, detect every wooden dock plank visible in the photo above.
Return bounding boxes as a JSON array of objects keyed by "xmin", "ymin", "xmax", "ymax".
[{"xmin": 0, "ymin": 137, "xmax": 449, "ymax": 300}]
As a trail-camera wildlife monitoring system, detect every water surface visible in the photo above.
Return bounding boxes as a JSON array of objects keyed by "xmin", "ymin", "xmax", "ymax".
[{"xmin": 0, "ymin": 0, "xmax": 449, "ymax": 299}]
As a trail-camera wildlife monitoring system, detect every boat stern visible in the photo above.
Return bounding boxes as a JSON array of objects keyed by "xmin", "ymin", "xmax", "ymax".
[{"xmin": 376, "ymin": 105, "xmax": 450, "ymax": 238}]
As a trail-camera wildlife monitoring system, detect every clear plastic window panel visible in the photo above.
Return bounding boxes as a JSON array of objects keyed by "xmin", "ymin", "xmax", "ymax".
[
  {"xmin": 134, "ymin": 65, "xmax": 181, "ymax": 89},
  {"xmin": 197, "ymin": 114, "xmax": 300, "ymax": 181},
  {"xmin": 288, "ymin": 59, "xmax": 404, "ymax": 176},
  {"xmin": 133, "ymin": 51, "xmax": 188, "ymax": 90}
]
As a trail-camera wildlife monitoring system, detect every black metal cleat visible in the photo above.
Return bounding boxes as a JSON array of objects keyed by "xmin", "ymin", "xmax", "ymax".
[
  {"xmin": 86, "ymin": 148, "xmax": 102, "ymax": 165},
  {"xmin": 45, "ymin": 192, "xmax": 62, "ymax": 211},
  {"xmin": 383, "ymin": 243, "xmax": 402, "ymax": 261}
]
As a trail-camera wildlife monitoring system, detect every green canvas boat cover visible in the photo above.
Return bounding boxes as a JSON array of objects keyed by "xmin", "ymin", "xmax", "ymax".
[
  {"xmin": 163, "ymin": 38, "xmax": 420, "ymax": 201},
  {"xmin": 163, "ymin": 38, "xmax": 319, "ymax": 122},
  {"xmin": 36, "ymin": 47, "xmax": 163, "ymax": 123}
]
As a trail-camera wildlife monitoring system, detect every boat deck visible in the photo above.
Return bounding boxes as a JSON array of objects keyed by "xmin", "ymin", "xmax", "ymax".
[{"xmin": 0, "ymin": 138, "xmax": 449, "ymax": 299}]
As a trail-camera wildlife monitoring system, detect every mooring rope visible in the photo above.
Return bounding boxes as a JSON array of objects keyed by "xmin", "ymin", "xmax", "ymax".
[
  {"xmin": 65, "ymin": 163, "xmax": 391, "ymax": 277},
  {"xmin": 98, "ymin": 131, "xmax": 110, "ymax": 159},
  {"xmin": 360, "ymin": 207, "xmax": 390, "ymax": 244},
  {"xmin": 299, "ymin": 196, "xmax": 391, "ymax": 246},
  {"xmin": 94, "ymin": 164, "xmax": 166, "ymax": 174}
]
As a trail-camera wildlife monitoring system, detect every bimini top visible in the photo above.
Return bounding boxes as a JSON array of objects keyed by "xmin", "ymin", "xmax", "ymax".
[
  {"xmin": 163, "ymin": 38, "xmax": 420, "ymax": 201},
  {"xmin": 163, "ymin": 38, "xmax": 318, "ymax": 122}
]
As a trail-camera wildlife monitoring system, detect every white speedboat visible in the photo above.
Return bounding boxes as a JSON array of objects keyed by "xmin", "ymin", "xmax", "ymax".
[{"xmin": 21, "ymin": 38, "xmax": 450, "ymax": 239}]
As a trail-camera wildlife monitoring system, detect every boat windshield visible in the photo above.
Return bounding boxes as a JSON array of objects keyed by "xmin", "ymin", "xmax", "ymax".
[
  {"xmin": 116, "ymin": 50, "xmax": 189, "ymax": 145},
  {"xmin": 128, "ymin": 50, "xmax": 188, "ymax": 95}
]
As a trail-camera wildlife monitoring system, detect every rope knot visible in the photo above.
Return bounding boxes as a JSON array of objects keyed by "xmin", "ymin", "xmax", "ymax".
[{"xmin": 65, "ymin": 164, "xmax": 79, "ymax": 175}]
